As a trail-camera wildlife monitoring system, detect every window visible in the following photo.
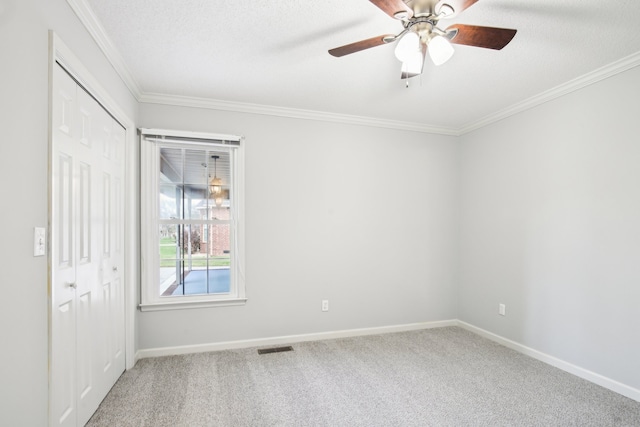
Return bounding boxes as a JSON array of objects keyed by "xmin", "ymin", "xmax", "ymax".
[{"xmin": 139, "ymin": 129, "xmax": 245, "ymax": 311}]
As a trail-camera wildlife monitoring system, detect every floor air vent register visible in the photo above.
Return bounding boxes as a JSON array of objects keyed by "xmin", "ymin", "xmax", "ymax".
[{"xmin": 257, "ymin": 346, "xmax": 294, "ymax": 355}]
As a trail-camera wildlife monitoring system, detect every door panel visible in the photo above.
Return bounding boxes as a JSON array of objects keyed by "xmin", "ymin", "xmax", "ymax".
[
  {"xmin": 57, "ymin": 153, "xmax": 73, "ymax": 268},
  {"xmin": 103, "ymin": 119, "xmax": 126, "ymax": 384},
  {"xmin": 102, "ymin": 172, "xmax": 111, "ymax": 257},
  {"xmin": 77, "ymin": 291, "xmax": 93, "ymax": 399},
  {"xmin": 113, "ymin": 278, "xmax": 124, "ymax": 361},
  {"xmin": 51, "ymin": 64, "xmax": 126, "ymax": 427},
  {"xmin": 52, "ymin": 65, "xmax": 78, "ymax": 427},
  {"xmin": 52, "ymin": 300, "xmax": 75, "ymax": 427},
  {"xmin": 78, "ymin": 162, "xmax": 91, "ymax": 264},
  {"xmin": 102, "ymin": 281, "xmax": 114, "ymax": 376},
  {"xmin": 74, "ymin": 78, "xmax": 103, "ymax": 427}
]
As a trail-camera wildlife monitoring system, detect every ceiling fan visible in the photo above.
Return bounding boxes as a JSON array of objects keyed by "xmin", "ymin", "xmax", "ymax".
[{"xmin": 328, "ymin": 0, "xmax": 517, "ymax": 79}]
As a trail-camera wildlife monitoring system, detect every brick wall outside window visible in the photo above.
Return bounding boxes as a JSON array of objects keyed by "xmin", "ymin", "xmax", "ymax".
[{"xmin": 199, "ymin": 206, "xmax": 230, "ymax": 256}]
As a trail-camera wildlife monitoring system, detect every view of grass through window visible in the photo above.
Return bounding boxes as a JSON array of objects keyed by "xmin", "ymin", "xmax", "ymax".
[{"xmin": 159, "ymin": 237, "xmax": 230, "ymax": 267}]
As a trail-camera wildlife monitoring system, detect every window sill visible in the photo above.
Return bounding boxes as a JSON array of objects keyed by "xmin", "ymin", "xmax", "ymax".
[{"xmin": 139, "ymin": 297, "xmax": 247, "ymax": 312}]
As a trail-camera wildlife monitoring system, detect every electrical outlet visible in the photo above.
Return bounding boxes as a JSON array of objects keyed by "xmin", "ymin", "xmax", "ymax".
[
  {"xmin": 321, "ymin": 300, "xmax": 329, "ymax": 312},
  {"xmin": 499, "ymin": 303, "xmax": 506, "ymax": 316}
]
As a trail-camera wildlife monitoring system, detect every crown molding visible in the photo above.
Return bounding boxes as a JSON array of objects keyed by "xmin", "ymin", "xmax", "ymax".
[
  {"xmin": 459, "ymin": 50, "xmax": 640, "ymax": 135},
  {"xmin": 66, "ymin": 0, "xmax": 143, "ymax": 100},
  {"xmin": 139, "ymin": 92, "xmax": 460, "ymax": 135}
]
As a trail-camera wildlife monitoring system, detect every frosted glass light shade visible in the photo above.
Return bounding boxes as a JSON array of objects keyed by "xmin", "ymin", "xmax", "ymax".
[
  {"xmin": 428, "ymin": 36, "xmax": 454, "ymax": 66},
  {"xmin": 395, "ymin": 32, "xmax": 420, "ymax": 62}
]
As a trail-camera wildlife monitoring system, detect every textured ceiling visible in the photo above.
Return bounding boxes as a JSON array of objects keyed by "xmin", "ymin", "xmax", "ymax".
[{"xmin": 85, "ymin": 0, "xmax": 640, "ymax": 131}]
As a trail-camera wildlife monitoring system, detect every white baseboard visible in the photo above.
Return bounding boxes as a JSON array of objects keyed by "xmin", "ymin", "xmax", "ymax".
[
  {"xmin": 133, "ymin": 350, "xmax": 142, "ymax": 365},
  {"xmin": 136, "ymin": 319, "xmax": 457, "ymax": 359},
  {"xmin": 456, "ymin": 320, "xmax": 640, "ymax": 403}
]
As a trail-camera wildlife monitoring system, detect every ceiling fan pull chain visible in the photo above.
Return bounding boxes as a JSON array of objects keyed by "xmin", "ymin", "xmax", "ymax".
[{"xmin": 402, "ymin": 62, "xmax": 409, "ymax": 88}]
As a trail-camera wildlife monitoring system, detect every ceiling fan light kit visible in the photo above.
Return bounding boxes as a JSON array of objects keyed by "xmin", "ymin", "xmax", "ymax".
[
  {"xmin": 428, "ymin": 35, "xmax": 454, "ymax": 66},
  {"xmin": 328, "ymin": 0, "xmax": 517, "ymax": 81},
  {"xmin": 394, "ymin": 10, "xmax": 411, "ymax": 20},
  {"xmin": 394, "ymin": 32, "xmax": 420, "ymax": 62},
  {"xmin": 437, "ymin": 3, "xmax": 455, "ymax": 18}
]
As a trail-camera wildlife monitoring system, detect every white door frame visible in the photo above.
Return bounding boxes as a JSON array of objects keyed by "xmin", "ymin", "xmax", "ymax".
[{"xmin": 48, "ymin": 32, "xmax": 137, "ymax": 379}]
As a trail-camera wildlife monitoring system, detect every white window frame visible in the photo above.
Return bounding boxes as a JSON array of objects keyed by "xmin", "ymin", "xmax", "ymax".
[{"xmin": 139, "ymin": 128, "xmax": 246, "ymax": 311}]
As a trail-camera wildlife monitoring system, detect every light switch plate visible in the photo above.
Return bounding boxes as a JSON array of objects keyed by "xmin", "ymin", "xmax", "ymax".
[{"xmin": 34, "ymin": 227, "xmax": 46, "ymax": 257}]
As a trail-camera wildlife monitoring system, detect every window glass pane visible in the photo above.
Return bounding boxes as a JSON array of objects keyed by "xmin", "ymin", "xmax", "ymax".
[
  {"xmin": 184, "ymin": 184, "xmax": 208, "ymax": 220},
  {"xmin": 159, "ymin": 184, "xmax": 182, "ymax": 219},
  {"xmin": 159, "ymin": 149, "xmax": 232, "ymax": 220},
  {"xmin": 159, "ymin": 224, "xmax": 180, "ymax": 296},
  {"xmin": 159, "ymin": 224, "xmax": 180, "ymax": 259},
  {"xmin": 158, "ymin": 224, "xmax": 231, "ymax": 296},
  {"xmin": 205, "ymin": 265, "xmax": 230, "ymax": 294},
  {"xmin": 205, "ymin": 223, "xmax": 231, "ymax": 259},
  {"xmin": 160, "ymin": 147, "xmax": 183, "ymax": 183},
  {"xmin": 202, "ymin": 222, "xmax": 231, "ymax": 294},
  {"xmin": 184, "ymin": 149, "xmax": 209, "ymax": 185},
  {"xmin": 207, "ymin": 150, "xmax": 231, "ymax": 212}
]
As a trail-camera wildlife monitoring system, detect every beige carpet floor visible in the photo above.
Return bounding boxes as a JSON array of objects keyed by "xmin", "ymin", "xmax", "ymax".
[{"xmin": 87, "ymin": 327, "xmax": 640, "ymax": 426}]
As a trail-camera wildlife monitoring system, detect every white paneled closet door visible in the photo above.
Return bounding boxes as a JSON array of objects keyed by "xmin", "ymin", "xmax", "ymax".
[{"xmin": 51, "ymin": 64, "xmax": 125, "ymax": 427}]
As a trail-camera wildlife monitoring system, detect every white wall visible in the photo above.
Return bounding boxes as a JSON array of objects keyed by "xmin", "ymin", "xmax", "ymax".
[
  {"xmin": 458, "ymin": 65, "xmax": 640, "ymax": 390},
  {"xmin": 0, "ymin": 0, "xmax": 138, "ymax": 425},
  {"xmin": 138, "ymin": 104, "xmax": 459, "ymax": 349}
]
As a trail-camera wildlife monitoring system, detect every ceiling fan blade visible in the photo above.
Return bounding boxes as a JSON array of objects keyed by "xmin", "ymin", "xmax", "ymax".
[
  {"xmin": 369, "ymin": 0, "xmax": 413, "ymax": 19},
  {"xmin": 329, "ymin": 35, "xmax": 394, "ymax": 57},
  {"xmin": 439, "ymin": 0, "xmax": 480, "ymax": 16},
  {"xmin": 446, "ymin": 24, "xmax": 517, "ymax": 50}
]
